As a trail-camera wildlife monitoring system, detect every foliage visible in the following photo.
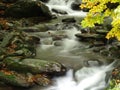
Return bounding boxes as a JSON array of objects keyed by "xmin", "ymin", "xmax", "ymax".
[
  {"xmin": 106, "ymin": 80, "xmax": 120, "ymax": 90},
  {"xmin": 80, "ymin": 0, "xmax": 120, "ymax": 41}
]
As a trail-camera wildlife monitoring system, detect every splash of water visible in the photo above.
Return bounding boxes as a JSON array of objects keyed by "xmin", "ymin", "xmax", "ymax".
[
  {"xmin": 61, "ymin": 27, "xmax": 80, "ymax": 52},
  {"xmin": 46, "ymin": 0, "xmax": 87, "ymax": 17},
  {"xmin": 44, "ymin": 61, "xmax": 117, "ymax": 90}
]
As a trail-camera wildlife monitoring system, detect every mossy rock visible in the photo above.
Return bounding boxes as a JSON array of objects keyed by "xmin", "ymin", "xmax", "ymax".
[
  {"xmin": 4, "ymin": 0, "xmax": 52, "ymax": 18},
  {"xmin": 4, "ymin": 57, "xmax": 66, "ymax": 75}
]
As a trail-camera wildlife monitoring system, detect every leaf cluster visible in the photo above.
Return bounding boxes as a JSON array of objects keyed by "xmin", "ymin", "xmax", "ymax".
[{"xmin": 81, "ymin": 0, "xmax": 120, "ymax": 40}]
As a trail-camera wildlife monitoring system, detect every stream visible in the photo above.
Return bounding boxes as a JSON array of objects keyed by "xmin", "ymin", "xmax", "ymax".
[
  {"xmin": 0, "ymin": 0, "xmax": 117, "ymax": 90},
  {"xmin": 29, "ymin": 0, "xmax": 118, "ymax": 90}
]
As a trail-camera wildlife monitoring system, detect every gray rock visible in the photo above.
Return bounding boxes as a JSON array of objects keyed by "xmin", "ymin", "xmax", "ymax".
[
  {"xmin": 41, "ymin": 38, "xmax": 53, "ymax": 45},
  {"xmin": 5, "ymin": 0, "xmax": 52, "ymax": 18},
  {"xmin": 52, "ymin": 35, "xmax": 67, "ymax": 41},
  {"xmin": 96, "ymin": 29, "xmax": 109, "ymax": 35},
  {"xmin": 62, "ymin": 18, "xmax": 76, "ymax": 23},
  {"xmin": 54, "ymin": 41, "xmax": 63, "ymax": 46},
  {"xmin": 52, "ymin": 8, "xmax": 67, "ymax": 15},
  {"xmin": 2, "ymin": 0, "xmax": 18, "ymax": 3},
  {"xmin": 84, "ymin": 59, "xmax": 103, "ymax": 67},
  {"xmin": 4, "ymin": 57, "xmax": 66, "ymax": 75},
  {"xmin": 75, "ymin": 33, "xmax": 105, "ymax": 41},
  {"xmin": 19, "ymin": 27, "xmax": 41, "ymax": 32},
  {"xmin": 71, "ymin": 2, "xmax": 81, "ymax": 10},
  {"xmin": 0, "ymin": 3, "xmax": 7, "ymax": 10}
]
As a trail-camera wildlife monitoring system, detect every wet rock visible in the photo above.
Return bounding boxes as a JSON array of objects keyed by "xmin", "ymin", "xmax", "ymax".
[
  {"xmin": 92, "ymin": 46, "xmax": 105, "ymax": 53},
  {"xmin": 41, "ymin": 38, "xmax": 53, "ymax": 45},
  {"xmin": 82, "ymin": 8, "xmax": 89, "ymax": 12},
  {"xmin": 0, "ymin": 71, "xmax": 33, "ymax": 87},
  {"xmin": 84, "ymin": 59, "xmax": 103, "ymax": 67},
  {"xmin": 96, "ymin": 29, "xmax": 108, "ymax": 35},
  {"xmin": 5, "ymin": 0, "xmax": 52, "ymax": 18},
  {"xmin": 0, "ymin": 3, "xmax": 7, "ymax": 10},
  {"xmin": 75, "ymin": 33, "xmax": 105, "ymax": 41},
  {"xmin": 29, "ymin": 32, "xmax": 51, "ymax": 38},
  {"xmin": 2, "ymin": 0, "xmax": 18, "ymax": 3},
  {"xmin": 100, "ymin": 50, "xmax": 109, "ymax": 56},
  {"xmin": 0, "ymin": 70, "xmax": 51, "ymax": 87},
  {"xmin": 106, "ymin": 2, "xmax": 119, "ymax": 9},
  {"xmin": 71, "ymin": 2, "xmax": 81, "ymax": 10},
  {"xmin": 0, "ymin": 32, "xmax": 14, "ymax": 48},
  {"xmin": 27, "ymin": 35, "xmax": 40, "ymax": 44},
  {"xmin": 52, "ymin": 8, "xmax": 67, "ymax": 15},
  {"xmin": 62, "ymin": 18, "xmax": 76, "ymax": 23},
  {"xmin": 19, "ymin": 27, "xmax": 41, "ymax": 32},
  {"xmin": 54, "ymin": 41, "xmax": 63, "ymax": 46},
  {"xmin": 90, "ymin": 41, "xmax": 105, "ymax": 47},
  {"xmin": 40, "ymin": 0, "xmax": 49, "ymax": 3},
  {"xmin": 4, "ymin": 57, "xmax": 66, "ymax": 76},
  {"xmin": 52, "ymin": 35, "xmax": 67, "ymax": 41}
]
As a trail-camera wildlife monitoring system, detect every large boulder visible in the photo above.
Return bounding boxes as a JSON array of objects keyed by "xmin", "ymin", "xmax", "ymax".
[
  {"xmin": 4, "ymin": 57, "xmax": 66, "ymax": 76},
  {"xmin": 4, "ymin": 0, "xmax": 52, "ymax": 18}
]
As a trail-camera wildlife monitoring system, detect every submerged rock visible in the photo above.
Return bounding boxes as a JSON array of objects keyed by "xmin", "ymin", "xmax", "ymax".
[
  {"xmin": 84, "ymin": 59, "xmax": 103, "ymax": 67},
  {"xmin": 4, "ymin": 0, "xmax": 52, "ymax": 18}
]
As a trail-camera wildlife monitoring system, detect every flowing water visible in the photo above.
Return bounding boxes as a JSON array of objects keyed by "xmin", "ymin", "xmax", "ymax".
[
  {"xmin": 31, "ymin": 0, "xmax": 118, "ymax": 90},
  {"xmin": 46, "ymin": 0, "xmax": 87, "ymax": 17}
]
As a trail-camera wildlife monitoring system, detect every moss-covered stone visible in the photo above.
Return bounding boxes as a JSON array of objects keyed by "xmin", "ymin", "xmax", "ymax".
[{"xmin": 4, "ymin": 57, "xmax": 66, "ymax": 75}]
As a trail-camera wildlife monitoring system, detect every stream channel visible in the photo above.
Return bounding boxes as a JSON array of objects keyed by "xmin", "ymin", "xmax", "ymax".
[
  {"xmin": 2, "ymin": 0, "xmax": 119, "ymax": 90},
  {"xmin": 30, "ymin": 0, "xmax": 118, "ymax": 90}
]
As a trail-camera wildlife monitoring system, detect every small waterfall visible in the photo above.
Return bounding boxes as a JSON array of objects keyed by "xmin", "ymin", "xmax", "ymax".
[
  {"xmin": 44, "ymin": 61, "xmax": 117, "ymax": 90},
  {"xmin": 46, "ymin": 0, "xmax": 87, "ymax": 17},
  {"xmin": 61, "ymin": 27, "xmax": 80, "ymax": 52}
]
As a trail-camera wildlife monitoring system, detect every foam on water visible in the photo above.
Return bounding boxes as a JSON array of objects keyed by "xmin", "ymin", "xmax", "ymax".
[
  {"xmin": 44, "ymin": 61, "xmax": 117, "ymax": 90},
  {"xmin": 46, "ymin": 0, "xmax": 87, "ymax": 17}
]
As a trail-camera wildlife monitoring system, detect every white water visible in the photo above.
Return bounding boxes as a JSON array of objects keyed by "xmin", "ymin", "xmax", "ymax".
[
  {"xmin": 46, "ymin": 0, "xmax": 87, "ymax": 17},
  {"xmin": 33, "ymin": 1, "xmax": 117, "ymax": 90},
  {"xmin": 44, "ymin": 61, "xmax": 116, "ymax": 90},
  {"xmin": 61, "ymin": 27, "xmax": 80, "ymax": 52}
]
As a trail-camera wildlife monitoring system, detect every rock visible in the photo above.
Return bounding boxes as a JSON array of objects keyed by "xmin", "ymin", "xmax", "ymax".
[
  {"xmin": 92, "ymin": 46, "xmax": 105, "ymax": 53},
  {"xmin": 5, "ymin": 0, "xmax": 52, "ymax": 18},
  {"xmin": 0, "ymin": 3, "xmax": 7, "ymax": 10},
  {"xmin": 54, "ymin": 41, "xmax": 63, "ymax": 46},
  {"xmin": 62, "ymin": 18, "xmax": 76, "ymax": 23},
  {"xmin": 41, "ymin": 38, "xmax": 53, "ymax": 45},
  {"xmin": 40, "ymin": 0, "xmax": 49, "ymax": 3},
  {"xmin": 75, "ymin": 33, "xmax": 105, "ymax": 41},
  {"xmin": 52, "ymin": 8, "xmax": 67, "ymax": 15},
  {"xmin": 0, "ymin": 71, "xmax": 33, "ymax": 87},
  {"xmin": 84, "ymin": 59, "xmax": 103, "ymax": 67},
  {"xmin": 27, "ymin": 35, "xmax": 40, "ymax": 44},
  {"xmin": 4, "ymin": 57, "xmax": 66, "ymax": 76},
  {"xmin": 52, "ymin": 35, "xmax": 67, "ymax": 41},
  {"xmin": 100, "ymin": 50, "xmax": 109, "ymax": 56},
  {"xmin": 2, "ymin": 0, "xmax": 18, "ymax": 3},
  {"xmin": 28, "ymin": 32, "xmax": 51, "ymax": 38},
  {"xmin": 71, "ymin": 2, "xmax": 81, "ymax": 10},
  {"xmin": 106, "ymin": 2, "xmax": 119, "ymax": 9},
  {"xmin": 0, "ymin": 69, "xmax": 51, "ymax": 87},
  {"xmin": 0, "ymin": 32, "xmax": 14, "ymax": 48},
  {"xmin": 91, "ymin": 41, "xmax": 105, "ymax": 47},
  {"xmin": 19, "ymin": 27, "xmax": 41, "ymax": 32},
  {"xmin": 82, "ymin": 8, "xmax": 89, "ymax": 12},
  {"xmin": 96, "ymin": 29, "xmax": 109, "ymax": 35}
]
